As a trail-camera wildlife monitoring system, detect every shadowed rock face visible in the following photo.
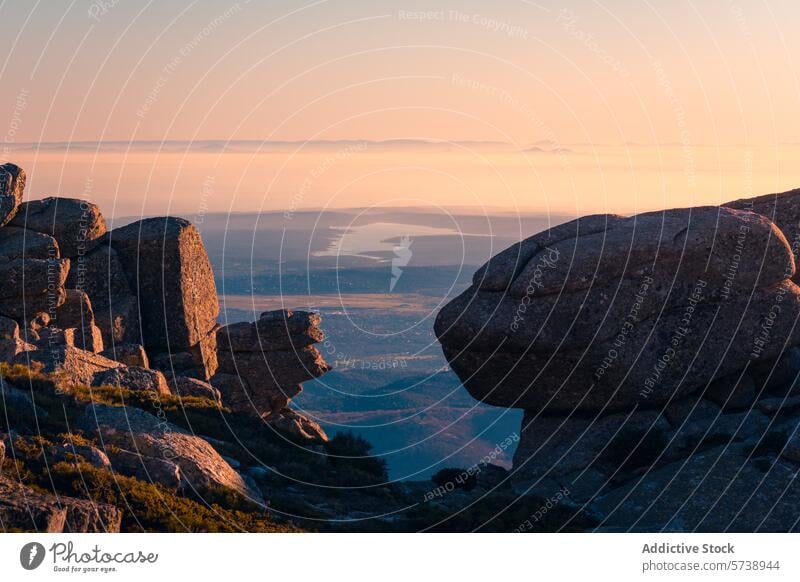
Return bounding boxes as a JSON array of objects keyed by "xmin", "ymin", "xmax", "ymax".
[
  {"xmin": 0, "ymin": 314, "xmax": 35, "ymax": 363},
  {"xmin": 50, "ymin": 289, "xmax": 104, "ymax": 352},
  {"xmin": 0, "ymin": 258, "xmax": 71, "ymax": 301},
  {"xmin": 592, "ymin": 444, "xmax": 800, "ymax": 532},
  {"xmin": 0, "ymin": 226, "xmax": 58, "ymax": 260},
  {"xmin": 100, "ymin": 343, "xmax": 149, "ymax": 367},
  {"xmin": 168, "ymin": 376, "xmax": 221, "ymax": 404}
]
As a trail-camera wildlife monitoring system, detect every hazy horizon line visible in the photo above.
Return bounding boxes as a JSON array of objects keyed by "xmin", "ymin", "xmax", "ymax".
[
  {"xmin": 4, "ymin": 139, "xmax": 790, "ymax": 155},
  {"xmin": 113, "ymin": 205, "xmax": 578, "ymax": 222}
]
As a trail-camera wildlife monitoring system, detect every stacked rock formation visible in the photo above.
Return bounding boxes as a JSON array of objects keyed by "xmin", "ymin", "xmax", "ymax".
[
  {"xmin": 0, "ymin": 162, "xmax": 333, "ymax": 528},
  {"xmin": 212, "ymin": 310, "xmax": 330, "ymax": 440},
  {"xmin": 0, "ymin": 163, "xmax": 331, "ymax": 418},
  {"xmin": 436, "ymin": 190, "xmax": 800, "ymax": 531}
]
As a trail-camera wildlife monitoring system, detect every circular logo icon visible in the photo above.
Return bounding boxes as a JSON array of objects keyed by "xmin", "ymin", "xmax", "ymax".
[{"xmin": 20, "ymin": 542, "xmax": 46, "ymax": 570}]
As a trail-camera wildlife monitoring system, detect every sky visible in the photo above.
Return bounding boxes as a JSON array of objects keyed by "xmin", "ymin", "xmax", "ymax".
[{"xmin": 1, "ymin": 0, "xmax": 799, "ymax": 216}]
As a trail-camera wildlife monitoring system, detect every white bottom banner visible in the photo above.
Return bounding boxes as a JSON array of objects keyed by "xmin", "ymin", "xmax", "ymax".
[{"xmin": 0, "ymin": 533, "xmax": 797, "ymax": 581}]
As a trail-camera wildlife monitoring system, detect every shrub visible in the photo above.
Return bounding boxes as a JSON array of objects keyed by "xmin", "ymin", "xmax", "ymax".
[
  {"xmin": 325, "ymin": 431, "xmax": 373, "ymax": 457},
  {"xmin": 324, "ymin": 431, "xmax": 388, "ymax": 484},
  {"xmin": 57, "ymin": 432, "xmax": 94, "ymax": 447},
  {"xmin": 431, "ymin": 467, "xmax": 477, "ymax": 491}
]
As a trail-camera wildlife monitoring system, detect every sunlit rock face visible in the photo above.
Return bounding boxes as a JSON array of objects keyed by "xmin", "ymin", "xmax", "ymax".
[{"xmin": 212, "ymin": 310, "xmax": 330, "ymax": 422}]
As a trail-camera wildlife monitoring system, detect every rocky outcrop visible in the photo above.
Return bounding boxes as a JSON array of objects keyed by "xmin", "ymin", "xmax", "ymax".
[
  {"xmin": 80, "ymin": 404, "xmax": 261, "ymax": 502},
  {"xmin": 213, "ymin": 310, "xmax": 330, "ymax": 417},
  {"xmin": 0, "ymin": 163, "xmax": 25, "ymax": 227},
  {"xmin": 0, "ymin": 163, "xmax": 329, "ymax": 413},
  {"xmin": 0, "ymin": 178, "xmax": 218, "ymax": 378},
  {"xmin": 437, "ymin": 206, "xmax": 797, "ymax": 413},
  {"xmin": 0, "ymin": 169, "xmax": 72, "ymax": 324},
  {"xmin": 217, "ymin": 310, "xmax": 324, "ymax": 351},
  {"xmin": 0, "ymin": 162, "xmax": 342, "ymax": 528},
  {"xmin": 11, "ymin": 342, "xmax": 163, "ymax": 399},
  {"xmin": 436, "ymin": 196, "xmax": 800, "ymax": 531},
  {"xmin": 34, "ymin": 325, "xmax": 104, "ymax": 353}
]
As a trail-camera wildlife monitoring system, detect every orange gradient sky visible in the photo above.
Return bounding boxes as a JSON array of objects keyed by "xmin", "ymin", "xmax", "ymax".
[{"xmin": 1, "ymin": 0, "xmax": 799, "ymax": 216}]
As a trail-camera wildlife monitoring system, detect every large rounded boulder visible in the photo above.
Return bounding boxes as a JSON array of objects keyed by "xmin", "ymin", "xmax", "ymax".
[
  {"xmin": 9, "ymin": 197, "xmax": 107, "ymax": 257},
  {"xmin": 435, "ymin": 206, "xmax": 800, "ymax": 413}
]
